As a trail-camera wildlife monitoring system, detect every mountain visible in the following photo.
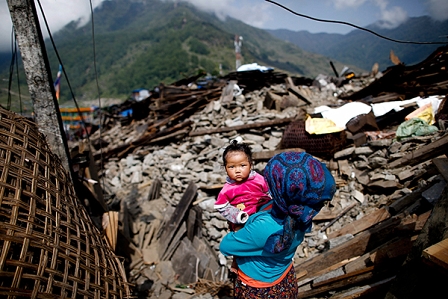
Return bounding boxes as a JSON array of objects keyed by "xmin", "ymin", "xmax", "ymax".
[
  {"xmin": 0, "ymin": 0, "xmax": 353, "ymax": 107},
  {"xmin": 266, "ymin": 16, "xmax": 448, "ymax": 73}
]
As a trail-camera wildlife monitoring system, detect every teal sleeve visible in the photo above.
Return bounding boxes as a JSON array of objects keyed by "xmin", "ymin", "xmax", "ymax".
[{"xmin": 220, "ymin": 212, "xmax": 279, "ymax": 257}]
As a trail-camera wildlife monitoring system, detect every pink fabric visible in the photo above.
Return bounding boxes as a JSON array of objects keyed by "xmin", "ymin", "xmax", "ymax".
[{"xmin": 215, "ymin": 172, "xmax": 271, "ymax": 224}]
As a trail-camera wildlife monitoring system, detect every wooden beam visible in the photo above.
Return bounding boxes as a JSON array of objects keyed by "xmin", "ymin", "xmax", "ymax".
[
  {"xmin": 157, "ymin": 182, "xmax": 198, "ymax": 259},
  {"xmin": 320, "ymin": 202, "xmax": 357, "ymax": 232},
  {"xmin": 328, "ymin": 276, "xmax": 396, "ymax": 299},
  {"xmin": 285, "ymin": 77, "xmax": 312, "ymax": 105},
  {"xmin": 422, "ymin": 238, "xmax": 448, "ymax": 270},
  {"xmin": 432, "ymin": 157, "xmax": 448, "ymax": 182},
  {"xmin": 388, "ymin": 133, "xmax": 448, "ymax": 168},
  {"xmin": 188, "ymin": 117, "xmax": 296, "ymax": 137},
  {"xmin": 295, "ymin": 212, "xmax": 429, "ymax": 281},
  {"xmin": 328, "ymin": 207, "xmax": 391, "ymax": 238},
  {"xmin": 384, "ymin": 185, "xmax": 448, "ymax": 298},
  {"xmin": 298, "ymin": 267, "xmax": 375, "ymax": 298}
]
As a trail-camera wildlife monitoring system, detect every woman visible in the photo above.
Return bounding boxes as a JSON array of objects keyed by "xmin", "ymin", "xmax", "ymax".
[{"xmin": 220, "ymin": 152, "xmax": 336, "ymax": 298}]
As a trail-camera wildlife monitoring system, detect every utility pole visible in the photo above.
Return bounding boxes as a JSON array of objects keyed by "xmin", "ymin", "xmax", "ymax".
[
  {"xmin": 234, "ymin": 34, "xmax": 243, "ymax": 71},
  {"xmin": 7, "ymin": 0, "xmax": 73, "ymax": 176}
]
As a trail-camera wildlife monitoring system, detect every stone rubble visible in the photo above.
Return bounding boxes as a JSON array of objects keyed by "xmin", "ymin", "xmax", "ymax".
[{"xmin": 83, "ymin": 74, "xmax": 446, "ymax": 298}]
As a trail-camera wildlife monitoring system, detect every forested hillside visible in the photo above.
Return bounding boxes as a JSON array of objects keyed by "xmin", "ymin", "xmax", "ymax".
[
  {"xmin": 267, "ymin": 16, "xmax": 448, "ymax": 72},
  {"xmin": 1, "ymin": 0, "xmax": 351, "ymax": 108}
]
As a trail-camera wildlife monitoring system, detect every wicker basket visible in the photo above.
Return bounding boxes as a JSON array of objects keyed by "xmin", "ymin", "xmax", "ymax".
[
  {"xmin": 279, "ymin": 120, "xmax": 346, "ymax": 158},
  {"xmin": 0, "ymin": 108, "xmax": 131, "ymax": 298}
]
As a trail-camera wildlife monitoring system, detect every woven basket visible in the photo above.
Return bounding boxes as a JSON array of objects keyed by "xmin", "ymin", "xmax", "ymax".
[
  {"xmin": 279, "ymin": 120, "xmax": 346, "ymax": 158},
  {"xmin": 0, "ymin": 108, "xmax": 131, "ymax": 298}
]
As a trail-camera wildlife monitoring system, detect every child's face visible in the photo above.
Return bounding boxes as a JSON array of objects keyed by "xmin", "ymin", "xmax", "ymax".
[{"xmin": 225, "ymin": 151, "xmax": 251, "ymax": 182}]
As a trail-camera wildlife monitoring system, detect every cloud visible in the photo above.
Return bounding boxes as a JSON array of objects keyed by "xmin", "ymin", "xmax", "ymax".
[
  {"xmin": 427, "ymin": 0, "xmax": 448, "ymax": 21},
  {"xmin": 0, "ymin": 0, "xmax": 104, "ymax": 52},
  {"xmin": 179, "ymin": 0, "xmax": 272, "ymax": 28},
  {"xmin": 0, "ymin": 2, "xmax": 13, "ymax": 52},
  {"xmin": 333, "ymin": 0, "xmax": 367, "ymax": 10},
  {"xmin": 374, "ymin": 0, "xmax": 408, "ymax": 29}
]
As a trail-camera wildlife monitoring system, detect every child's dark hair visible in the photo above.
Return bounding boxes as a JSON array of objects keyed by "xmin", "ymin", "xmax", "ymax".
[{"xmin": 223, "ymin": 140, "xmax": 253, "ymax": 166}]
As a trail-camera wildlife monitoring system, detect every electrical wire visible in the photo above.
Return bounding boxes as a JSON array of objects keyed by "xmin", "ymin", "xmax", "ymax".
[
  {"xmin": 35, "ymin": 0, "xmax": 91, "ymax": 139},
  {"xmin": 37, "ymin": 0, "xmax": 111, "ymax": 195},
  {"xmin": 265, "ymin": 0, "xmax": 447, "ymax": 45},
  {"xmin": 89, "ymin": 0, "xmax": 106, "ymax": 203}
]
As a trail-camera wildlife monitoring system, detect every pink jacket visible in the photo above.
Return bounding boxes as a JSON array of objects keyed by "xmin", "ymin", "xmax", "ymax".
[{"xmin": 214, "ymin": 171, "xmax": 271, "ymax": 224}]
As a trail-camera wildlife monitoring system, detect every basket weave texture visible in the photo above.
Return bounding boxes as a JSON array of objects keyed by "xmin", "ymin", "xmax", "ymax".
[
  {"xmin": 279, "ymin": 120, "xmax": 347, "ymax": 158},
  {"xmin": 0, "ymin": 108, "xmax": 131, "ymax": 298}
]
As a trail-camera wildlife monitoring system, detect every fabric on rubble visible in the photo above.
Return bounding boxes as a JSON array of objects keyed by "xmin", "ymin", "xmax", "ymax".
[
  {"xmin": 315, "ymin": 102, "xmax": 372, "ymax": 129},
  {"xmin": 305, "ymin": 116, "xmax": 344, "ymax": 134},
  {"xmin": 396, "ymin": 117, "xmax": 438, "ymax": 140}
]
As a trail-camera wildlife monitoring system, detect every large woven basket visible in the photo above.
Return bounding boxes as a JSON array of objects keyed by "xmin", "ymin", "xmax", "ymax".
[
  {"xmin": 0, "ymin": 108, "xmax": 131, "ymax": 298},
  {"xmin": 279, "ymin": 120, "xmax": 347, "ymax": 159}
]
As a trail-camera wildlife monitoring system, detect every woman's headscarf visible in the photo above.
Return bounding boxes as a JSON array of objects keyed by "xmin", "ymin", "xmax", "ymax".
[{"xmin": 263, "ymin": 152, "xmax": 336, "ymax": 253}]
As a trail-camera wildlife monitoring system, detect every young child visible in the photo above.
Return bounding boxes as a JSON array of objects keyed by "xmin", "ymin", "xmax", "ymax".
[
  {"xmin": 214, "ymin": 140, "xmax": 271, "ymax": 232},
  {"xmin": 214, "ymin": 140, "xmax": 271, "ymax": 275}
]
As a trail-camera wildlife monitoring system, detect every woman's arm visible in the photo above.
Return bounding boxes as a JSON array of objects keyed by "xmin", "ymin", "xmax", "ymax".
[{"xmin": 220, "ymin": 213, "xmax": 278, "ymax": 257}]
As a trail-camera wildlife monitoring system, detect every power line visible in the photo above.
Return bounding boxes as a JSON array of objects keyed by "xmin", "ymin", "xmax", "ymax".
[
  {"xmin": 89, "ymin": 0, "xmax": 106, "ymax": 197},
  {"xmin": 35, "ymin": 0, "xmax": 91, "ymax": 139},
  {"xmin": 265, "ymin": 0, "xmax": 447, "ymax": 45}
]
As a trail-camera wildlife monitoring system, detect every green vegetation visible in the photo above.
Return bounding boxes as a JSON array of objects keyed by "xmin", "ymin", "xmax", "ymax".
[
  {"xmin": 267, "ymin": 16, "xmax": 447, "ymax": 72},
  {"xmin": 0, "ymin": 0, "xmax": 353, "ymax": 110}
]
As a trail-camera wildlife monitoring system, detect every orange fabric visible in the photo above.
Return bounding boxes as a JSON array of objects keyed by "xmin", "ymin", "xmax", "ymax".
[
  {"xmin": 237, "ymin": 262, "xmax": 293, "ymax": 288},
  {"xmin": 261, "ymin": 203, "xmax": 272, "ymax": 211}
]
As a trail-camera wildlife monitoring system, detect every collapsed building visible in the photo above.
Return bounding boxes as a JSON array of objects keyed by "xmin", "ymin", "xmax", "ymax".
[{"xmin": 1, "ymin": 46, "xmax": 448, "ymax": 299}]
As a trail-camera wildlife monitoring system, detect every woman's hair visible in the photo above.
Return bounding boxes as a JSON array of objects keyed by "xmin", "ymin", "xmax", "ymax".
[{"xmin": 222, "ymin": 140, "xmax": 253, "ymax": 166}]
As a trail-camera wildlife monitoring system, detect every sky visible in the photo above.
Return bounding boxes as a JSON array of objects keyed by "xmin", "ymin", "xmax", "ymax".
[{"xmin": 1, "ymin": 0, "xmax": 448, "ymax": 52}]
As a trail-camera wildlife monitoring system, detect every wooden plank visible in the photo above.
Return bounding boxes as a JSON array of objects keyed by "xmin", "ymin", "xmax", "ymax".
[
  {"xmin": 299, "ymin": 256, "xmax": 359, "ymax": 287},
  {"xmin": 432, "ymin": 157, "xmax": 448, "ymax": 182},
  {"xmin": 388, "ymin": 187, "xmax": 425, "ymax": 215},
  {"xmin": 186, "ymin": 208, "xmax": 197, "ymax": 241},
  {"xmin": 329, "ymin": 276, "xmax": 396, "ymax": 299},
  {"xmin": 388, "ymin": 133, "xmax": 448, "ymax": 168},
  {"xmin": 142, "ymin": 219, "xmax": 160, "ymax": 250},
  {"xmin": 422, "ymin": 238, "xmax": 448, "ymax": 270},
  {"xmin": 161, "ymin": 222, "xmax": 187, "ymax": 261},
  {"xmin": 285, "ymin": 76, "xmax": 312, "ymax": 105},
  {"xmin": 103, "ymin": 211, "xmax": 119, "ymax": 251},
  {"xmin": 312, "ymin": 266, "xmax": 375, "ymax": 289},
  {"xmin": 295, "ymin": 212, "xmax": 425, "ymax": 282},
  {"xmin": 384, "ymin": 185, "xmax": 448, "ymax": 298},
  {"xmin": 158, "ymin": 181, "xmax": 198, "ymax": 257},
  {"xmin": 97, "ymin": 98, "xmax": 203, "ymax": 160},
  {"xmin": 313, "ymin": 206, "xmax": 342, "ymax": 221},
  {"xmin": 320, "ymin": 202, "xmax": 357, "ymax": 232},
  {"xmin": 188, "ymin": 117, "xmax": 295, "ymax": 137},
  {"xmin": 344, "ymin": 236, "xmax": 415, "ymax": 274},
  {"xmin": 328, "ymin": 207, "xmax": 391, "ymax": 238},
  {"xmin": 252, "ymin": 148, "xmax": 305, "ymax": 161},
  {"xmin": 298, "ymin": 268, "xmax": 375, "ymax": 298},
  {"xmin": 147, "ymin": 179, "xmax": 162, "ymax": 201}
]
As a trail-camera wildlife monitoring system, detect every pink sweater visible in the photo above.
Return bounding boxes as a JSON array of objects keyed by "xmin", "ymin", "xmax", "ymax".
[{"xmin": 214, "ymin": 171, "xmax": 271, "ymax": 224}]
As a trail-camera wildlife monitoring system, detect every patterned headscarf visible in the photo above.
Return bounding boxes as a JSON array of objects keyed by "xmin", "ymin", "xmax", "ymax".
[{"xmin": 263, "ymin": 152, "xmax": 336, "ymax": 253}]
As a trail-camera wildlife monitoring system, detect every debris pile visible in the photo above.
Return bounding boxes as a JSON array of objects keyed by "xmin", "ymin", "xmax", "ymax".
[{"xmin": 72, "ymin": 46, "xmax": 448, "ymax": 298}]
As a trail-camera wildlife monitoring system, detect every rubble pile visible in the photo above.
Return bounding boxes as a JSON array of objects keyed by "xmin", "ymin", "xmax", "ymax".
[{"xmin": 72, "ymin": 46, "xmax": 448, "ymax": 299}]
